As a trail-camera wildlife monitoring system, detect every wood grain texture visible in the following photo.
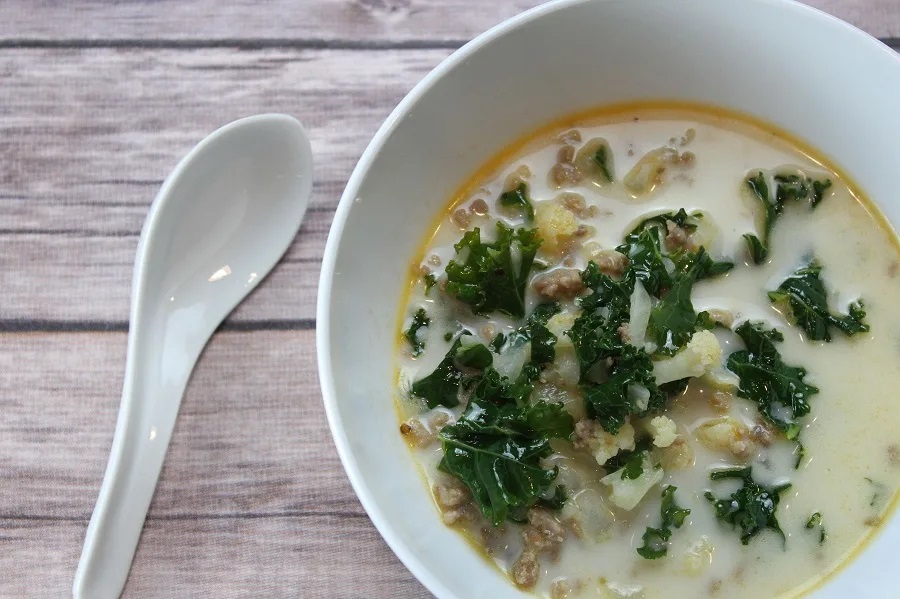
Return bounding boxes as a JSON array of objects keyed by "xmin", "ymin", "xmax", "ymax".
[
  {"xmin": 0, "ymin": 0, "xmax": 897, "ymax": 42},
  {"xmin": 0, "ymin": 48, "xmax": 450, "ymax": 324},
  {"xmin": 0, "ymin": 331, "xmax": 426, "ymax": 596},
  {"xmin": 0, "ymin": 1, "xmax": 895, "ymax": 598}
]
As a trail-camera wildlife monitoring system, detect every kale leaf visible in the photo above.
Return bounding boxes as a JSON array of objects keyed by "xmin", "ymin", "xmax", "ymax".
[
  {"xmin": 423, "ymin": 273, "xmax": 437, "ymax": 294},
  {"xmin": 438, "ymin": 368, "xmax": 574, "ymax": 525},
  {"xmin": 768, "ymin": 261, "xmax": 869, "ymax": 341},
  {"xmin": 617, "ymin": 228, "xmax": 672, "ymax": 296},
  {"xmin": 499, "ymin": 182, "xmax": 535, "ymax": 222},
  {"xmin": 637, "ymin": 485, "xmax": 691, "ymax": 559},
  {"xmin": 404, "ymin": 308, "xmax": 429, "ymax": 357},
  {"xmin": 743, "ymin": 170, "xmax": 832, "ymax": 264},
  {"xmin": 648, "ymin": 247, "xmax": 733, "ymax": 355},
  {"xmin": 726, "ymin": 321, "xmax": 818, "ymax": 439},
  {"xmin": 705, "ymin": 466, "xmax": 790, "ymax": 544},
  {"xmin": 629, "ymin": 208, "xmax": 698, "ymax": 237},
  {"xmin": 582, "ymin": 345, "xmax": 665, "ymax": 434},
  {"xmin": 445, "ymin": 222, "xmax": 541, "ymax": 318},
  {"xmin": 411, "ymin": 334, "xmax": 493, "ymax": 409}
]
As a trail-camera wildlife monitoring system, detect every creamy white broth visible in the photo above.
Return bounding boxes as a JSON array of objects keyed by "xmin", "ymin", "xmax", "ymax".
[{"xmin": 395, "ymin": 108, "xmax": 900, "ymax": 599}]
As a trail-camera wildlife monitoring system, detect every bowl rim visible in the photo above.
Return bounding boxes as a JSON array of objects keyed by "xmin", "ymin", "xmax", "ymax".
[{"xmin": 315, "ymin": 0, "xmax": 895, "ymax": 596}]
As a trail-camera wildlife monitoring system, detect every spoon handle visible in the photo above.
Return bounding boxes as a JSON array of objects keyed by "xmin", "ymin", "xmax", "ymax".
[{"xmin": 73, "ymin": 317, "xmax": 206, "ymax": 599}]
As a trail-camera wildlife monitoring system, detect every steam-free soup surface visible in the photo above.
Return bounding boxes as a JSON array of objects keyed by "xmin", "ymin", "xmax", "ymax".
[{"xmin": 396, "ymin": 107, "xmax": 900, "ymax": 598}]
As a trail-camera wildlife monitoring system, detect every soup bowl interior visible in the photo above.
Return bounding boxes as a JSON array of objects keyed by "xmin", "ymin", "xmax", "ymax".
[{"xmin": 317, "ymin": 0, "xmax": 900, "ymax": 596}]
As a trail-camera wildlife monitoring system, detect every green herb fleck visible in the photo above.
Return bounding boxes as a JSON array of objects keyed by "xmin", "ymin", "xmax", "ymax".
[
  {"xmin": 499, "ymin": 182, "xmax": 535, "ymax": 222},
  {"xmin": 806, "ymin": 512, "xmax": 826, "ymax": 544},
  {"xmin": 404, "ymin": 308, "xmax": 430, "ymax": 357},
  {"xmin": 423, "ymin": 272, "xmax": 437, "ymax": 294}
]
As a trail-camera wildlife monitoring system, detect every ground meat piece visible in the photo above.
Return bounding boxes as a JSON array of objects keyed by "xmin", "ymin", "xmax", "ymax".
[
  {"xmin": 434, "ymin": 480, "xmax": 469, "ymax": 510},
  {"xmin": 511, "ymin": 550, "xmax": 540, "ymax": 589},
  {"xmin": 563, "ymin": 516, "xmax": 583, "ymax": 540},
  {"xmin": 400, "ymin": 418, "xmax": 434, "ymax": 447},
  {"xmin": 749, "ymin": 420, "xmax": 774, "ymax": 447},
  {"xmin": 707, "ymin": 309, "xmax": 734, "ymax": 329},
  {"xmin": 450, "ymin": 208, "xmax": 470, "ymax": 229},
  {"xmin": 532, "ymin": 268, "xmax": 586, "ymax": 300},
  {"xmin": 557, "ymin": 145, "xmax": 575, "ymax": 163},
  {"xmin": 559, "ymin": 192, "xmax": 588, "ymax": 216},
  {"xmin": 413, "ymin": 263, "xmax": 431, "ymax": 277},
  {"xmin": 550, "ymin": 578, "xmax": 583, "ymax": 599},
  {"xmin": 678, "ymin": 150, "xmax": 695, "ymax": 166},
  {"xmin": 617, "ymin": 323, "xmax": 630, "ymax": 343},
  {"xmin": 469, "ymin": 198, "xmax": 489, "ymax": 216},
  {"xmin": 480, "ymin": 323, "xmax": 496, "ymax": 342},
  {"xmin": 593, "ymin": 249, "xmax": 629, "ymax": 276},
  {"xmin": 562, "ymin": 256, "xmax": 575, "ymax": 267},
  {"xmin": 889, "ymin": 444, "xmax": 900, "ymax": 465},
  {"xmin": 682, "ymin": 128, "xmax": 696, "ymax": 145},
  {"xmin": 664, "ymin": 219, "xmax": 692, "ymax": 250},
  {"xmin": 549, "ymin": 162, "xmax": 583, "ymax": 188},
  {"xmin": 434, "ymin": 480, "xmax": 476, "ymax": 525},
  {"xmin": 522, "ymin": 508, "xmax": 566, "ymax": 557},
  {"xmin": 428, "ymin": 254, "xmax": 442, "ymax": 266},
  {"xmin": 660, "ymin": 436, "xmax": 695, "ymax": 470}
]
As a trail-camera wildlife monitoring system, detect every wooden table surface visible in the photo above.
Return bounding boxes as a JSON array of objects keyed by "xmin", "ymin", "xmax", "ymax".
[{"xmin": 0, "ymin": 1, "xmax": 897, "ymax": 597}]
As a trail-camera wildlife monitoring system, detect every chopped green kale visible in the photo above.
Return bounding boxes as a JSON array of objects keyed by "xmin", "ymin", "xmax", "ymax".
[
  {"xmin": 806, "ymin": 512, "xmax": 826, "ymax": 544},
  {"xmin": 445, "ymin": 222, "xmax": 541, "ymax": 318},
  {"xmin": 726, "ymin": 321, "xmax": 819, "ymax": 439},
  {"xmin": 582, "ymin": 345, "xmax": 666, "ymax": 434},
  {"xmin": 438, "ymin": 366, "xmax": 574, "ymax": 525},
  {"xmin": 648, "ymin": 247, "xmax": 733, "ymax": 355},
  {"xmin": 404, "ymin": 308, "xmax": 430, "ymax": 357},
  {"xmin": 423, "ymin": 272, "xmax": 437, "ymax": 294},
  {"xmin": 705, "ymin": 466, "xmax": 790, "ymax": 544},
  {"xmin": 742, "ymin": 170, "xmax": 832, "ymax": 264},
  {"xmin": 768, "ymin": 261, "xmax": 869, "ymax": 341},
  {"xmin": 629, "ymin": 208, "xmax": 698, "ymax": 237},
  {"xmin": 637, "ymin": 485, "xmax": 691, "ymax": 559},
  {"xmin": 499, "ymin": 182, "xmax": 535, "ymax": 222},
  {"xmin": 411, "ymin": 334, "xmax": 493, "ymax": 409}
]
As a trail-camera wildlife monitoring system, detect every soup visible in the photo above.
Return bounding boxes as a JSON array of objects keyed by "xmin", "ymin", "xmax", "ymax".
[{"xmin": 395, "ymin": 105, "xmax": 900, "ymax": 598}]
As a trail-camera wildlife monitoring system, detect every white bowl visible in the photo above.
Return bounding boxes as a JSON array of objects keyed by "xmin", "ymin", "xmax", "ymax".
[{"xmin": 317, "ymin": 1, "xmax": 900, "ymax": 597}]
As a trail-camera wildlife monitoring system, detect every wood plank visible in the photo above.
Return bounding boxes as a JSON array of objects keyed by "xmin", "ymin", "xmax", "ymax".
[
  {"xmin": 0, "ymin": 516, "xmax": 427, "ymax": 598},
  {"xmin": 0, "ymin": 48, "xmax": 450, "ymax": 323},
  {"xmin": 0, "ymin": 0, "xmax": 896, "ymax": 43},
  {"xmin": 0, "ymin": 330, "xmax": 368, "ymax": 518}
]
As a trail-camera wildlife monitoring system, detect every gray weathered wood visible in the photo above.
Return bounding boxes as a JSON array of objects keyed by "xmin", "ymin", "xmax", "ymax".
[
  {"xmin": 0, "ymin": 48, "xmax": 450, "ymax": 324},
  {"xmin": 0, "ymin": 331, "xmax": 427, "ymax": 596},
  {"xmin": 2, "ymin": 517, "xmax": 424, "ymax": 597},
  {"xmin": 0, "ymin": 1, "xmax": 895, "ymax": 598},
  {"xmin": 0, "ymin": 0, "xmax": 896, "ymax": 42}
]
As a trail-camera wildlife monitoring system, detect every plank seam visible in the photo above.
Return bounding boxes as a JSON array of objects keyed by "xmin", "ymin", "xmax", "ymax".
[
  {"xmin": 0, "ymin": 38, "xmax": 467, "ymax": 50},
  {"xmin": 0, "ymin": 319, "xmax": 316, "ymax": 333}
]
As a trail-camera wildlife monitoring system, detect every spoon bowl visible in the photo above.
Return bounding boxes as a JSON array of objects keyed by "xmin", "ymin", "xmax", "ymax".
[{"xmin": 74, "ymin": 114, "xmax": 313, "ymax": 599}]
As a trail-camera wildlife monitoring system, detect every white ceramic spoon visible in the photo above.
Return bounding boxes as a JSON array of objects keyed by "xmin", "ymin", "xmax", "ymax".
[{"xmin": 72, "ymin": 114, "xmax": 313, "ymax": 599}]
